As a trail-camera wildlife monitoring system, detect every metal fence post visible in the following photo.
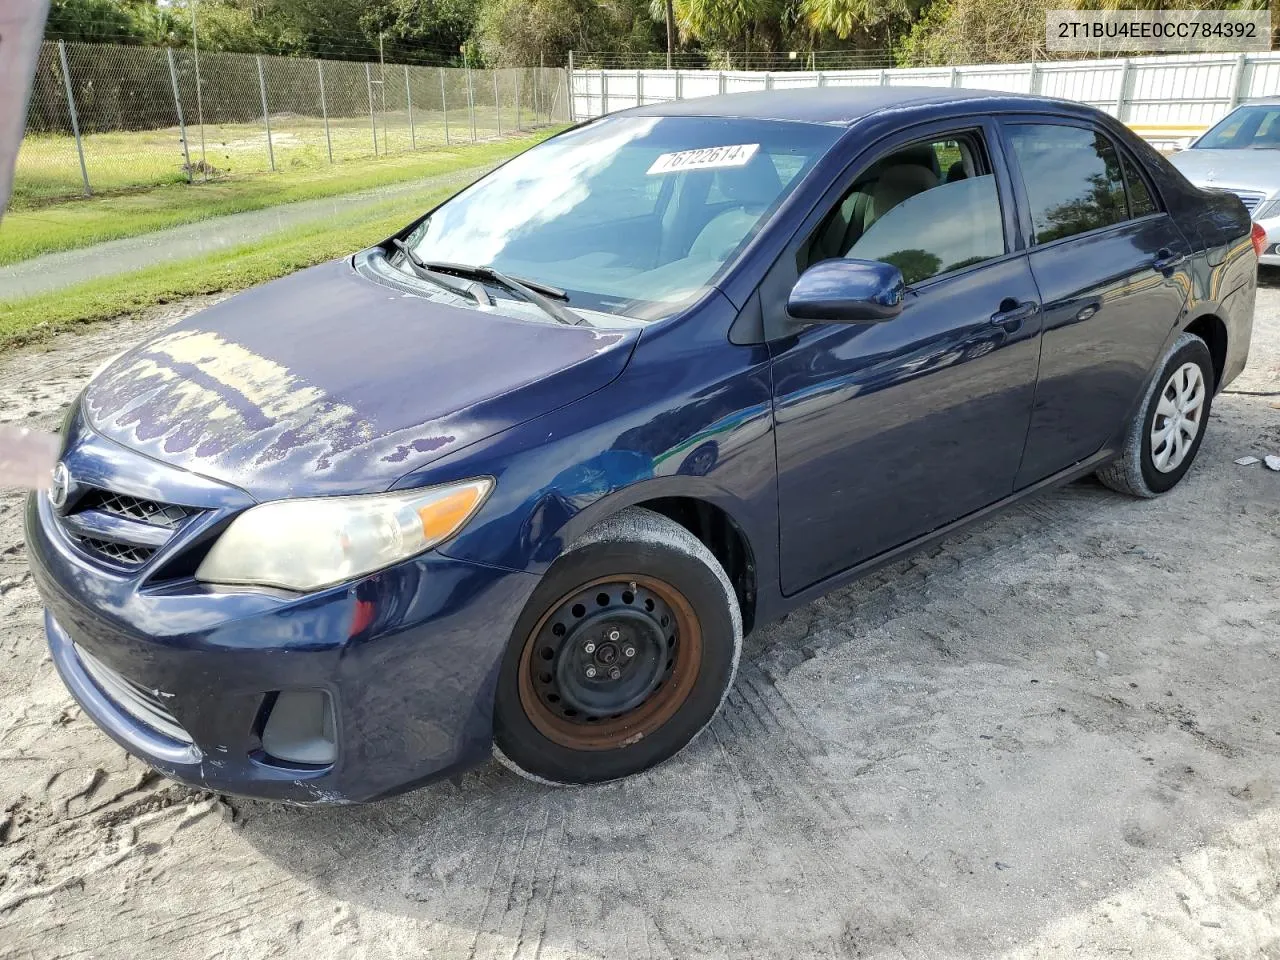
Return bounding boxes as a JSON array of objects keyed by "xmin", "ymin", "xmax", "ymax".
[
  {"xmin": 515, "ymin": 71, "xmax": 522, "ymax": 130},
  {"xmin": 816, "ymin": 70, "xmax": 825, "ymax": 88},
  {"xmin": 317, "ymin": 60, "xmax": 333, "ymax": 163},
  {"xmin": 1028, "ymin": 60, "xmax": 1041, "ymax": 95},
  {"xmin": 601, "ymin": 69, "xmax": 608, "ymax": 114},
  {"xmin": 567, "ymin": 51, "xmax": 576, "ymax": 122},
  {"xmin": 494, "ymin": 71, "xmax": 502, "ymax": 136},
  {"xmin": 440, "ymin": 68, "xmax": 451, "ymax": 144},
  {"xmin": 717, "ymin": 71, "xmax": 725, "ymax": 95},
  {"xmin": 950, "ymin": 66, "xmax": 960, "ymax": 87},
  {"xmin": 466, "ymin": 60, "xmax": 477, "ymax": 141},
  {"xmin": 405, "ymin": 66, "xmax": 416, "ymax": 150},
  {"xmin": 637, "ymin": 68, "xmax": 644, "ymax": 106},
  {"xmin": 879, "ymin": 68, "xmax": 889, "ymax": 86},
  {"xmin": 365, "ymin": 63, "xmax": 379, "ymax": 155},
  {"xmin": 1227, "ymin": 52, "xmax": 1249, "ymax": 109},
  {"xmin": 57, "ymin": 40, "xmax": 91, "ymax": 197},
  {"xmin": 1114, "ymin": 58, "xmax": 1132, "ymax": 121},
  {"xmin": 256, "ymin": 56, "xmax": 276, "ymax": 171},
  {"xmin": 537, "ymin": 54, "xmax": 544, "ymax": 123},
  {"xmin": 166, "ymin": 48, "xmax": 192, "ymax": 183}
]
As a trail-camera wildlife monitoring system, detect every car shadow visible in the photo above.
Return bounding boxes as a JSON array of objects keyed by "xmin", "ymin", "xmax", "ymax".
[
  {"xmin": 230, "ymin": 443, "xmax": 1280, "ymax": 957},
  {"xmin": 1259, "ymin": 265, "xmax": 1280, "ymax": 288}
]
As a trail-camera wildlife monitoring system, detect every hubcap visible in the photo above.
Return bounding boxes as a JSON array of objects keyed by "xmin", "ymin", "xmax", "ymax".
[
  {"xmin": 517, "ymin": 575, "xmax": 703, "ymax": 751},
  {"xmin": 1150, "ymin": 361, "xmax": 1206, "ymax": 474}
]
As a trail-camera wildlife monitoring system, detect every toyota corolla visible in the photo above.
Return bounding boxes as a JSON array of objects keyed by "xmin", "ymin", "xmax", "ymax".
[{"xmin": 27, "ymin": 87, "xmax": 1259, "ymax": 802}]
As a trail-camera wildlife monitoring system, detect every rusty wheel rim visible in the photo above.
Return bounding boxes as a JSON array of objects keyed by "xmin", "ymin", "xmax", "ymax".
[{"xmin": 517, "ymin": 575, "xmax": 702, "ymax": 751}]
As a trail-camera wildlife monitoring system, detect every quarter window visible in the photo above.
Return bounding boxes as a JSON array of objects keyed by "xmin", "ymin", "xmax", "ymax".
[
  {"xmin": 806, "ymin": 132, "xmax": 1006, "ymax": 285},
  {"xmin": 1123, "ymin": 155, "xmax": 1157, "ymax": 218},
  {"xmin": 1009, "ymin": 125, "xmax": 1128, "ymax": 243}
]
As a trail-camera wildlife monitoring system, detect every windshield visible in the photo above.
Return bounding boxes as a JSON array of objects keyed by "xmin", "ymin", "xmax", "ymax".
[
  {"xmin": 1194, "ymin": 105, "xmax": 1280, "ymax": 150},
  {"xmin": 404, "ymin": 116, "xmax": 840, "ymax": 320}
]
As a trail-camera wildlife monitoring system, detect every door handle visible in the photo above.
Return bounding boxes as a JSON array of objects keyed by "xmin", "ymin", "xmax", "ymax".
[
  {"xmin": 989, "ymin": 300, "xmax": 1038, "ymax": 328},
  {"xmin": 1152, "ymin": 250, "xmax": 1186, "ymax": 272}
]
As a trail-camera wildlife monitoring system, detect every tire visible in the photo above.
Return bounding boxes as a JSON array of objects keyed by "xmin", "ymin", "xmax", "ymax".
[
  {"xmin": 1097, "ymin": 332, "xmax": 1215, "ymax": 498},
  {"xmin": 493, "ymin": 507, "xmax": 742, "ymax": 786}
]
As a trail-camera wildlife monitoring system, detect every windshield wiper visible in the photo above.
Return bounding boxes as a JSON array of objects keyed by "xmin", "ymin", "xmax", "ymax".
[
  {"xmin": 391, "ymin": 239, "xmax": 492, "ymax": 306},
  {"xmin": 420, "ymin": 261, "xmax": 569, "ymax": 301},
  {"xmin": 419, "ymin": 261, "xmax": 586, "ymax": 327}
]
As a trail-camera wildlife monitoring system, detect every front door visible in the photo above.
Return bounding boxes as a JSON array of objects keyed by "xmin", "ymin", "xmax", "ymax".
[{"xmin": 769, "ymin": 124, "xmax": 1043, "ymax": 595}]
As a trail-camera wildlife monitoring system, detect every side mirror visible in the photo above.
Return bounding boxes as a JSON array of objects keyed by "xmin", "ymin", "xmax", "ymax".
[{"xmin": 787, "ymin": 259, "xmax": 906, "ymax": 325}]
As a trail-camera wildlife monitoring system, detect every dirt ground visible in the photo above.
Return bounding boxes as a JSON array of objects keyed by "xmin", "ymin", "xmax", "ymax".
[{"xmin": 1, "ymin": 278, "xmax": 1278, "ymax": 960}]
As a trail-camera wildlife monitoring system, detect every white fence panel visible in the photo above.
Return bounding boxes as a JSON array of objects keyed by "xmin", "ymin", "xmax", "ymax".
[
  {"xmin": 724, "ymin": 72, "xmax": 769, "ymax": 93},
  {"xmin": 681, "ymin": 73, "xmax": 722, "ymax": 98},
  {"xmin": 820, "ymin": 71, "xmax": 884, "ymax": 87},
  {"xmin": 571, "ymin": 51, "xmax": 1280, "ymax": 148},
  {"xmin": 770, "ymin": 71, "xmax": 820, "ymax": 89},
  {"xmin": 955, "ymin": 65, "xmax": 1033, "ymax": 94},
  {"xmin": 640, "ymin": 71, "xmax": 678, "ymax": 104},
  {"xmin": 1245, "ymin": 56, "xmax": 1280, "ymax": 100},
  {"xmin": 1036, "ymin": 60, "xmax": 1124, "ymax": 111},
  {"xmin": 885, "ymin": 67, "xmax": 954, "ymax": 87}
]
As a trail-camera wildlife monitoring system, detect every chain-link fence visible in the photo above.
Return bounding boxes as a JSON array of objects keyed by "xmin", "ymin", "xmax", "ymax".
[{"xmin": 15, "ymin": 40, "xmax": 571, "ymax": 207}]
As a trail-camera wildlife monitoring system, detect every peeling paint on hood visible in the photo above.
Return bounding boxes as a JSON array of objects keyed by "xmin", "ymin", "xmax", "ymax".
[{"xmin": 84, "ymin": 259, "xmax": 639, "ymax": 499}]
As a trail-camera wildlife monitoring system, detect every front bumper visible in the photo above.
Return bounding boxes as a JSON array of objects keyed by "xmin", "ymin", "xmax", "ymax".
[{"xmin": 27, "ymin": 485, "xmax": 539, "ymax": 805}]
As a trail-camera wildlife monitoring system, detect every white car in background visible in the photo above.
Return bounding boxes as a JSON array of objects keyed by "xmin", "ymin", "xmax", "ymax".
[{"xmin": 1169, "ymin": 99, "xmax": 1280, "ymax": 267}]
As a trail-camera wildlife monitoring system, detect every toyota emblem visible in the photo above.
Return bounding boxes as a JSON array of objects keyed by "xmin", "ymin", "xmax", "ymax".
[{"xmin": 49, "ymin": 462, "xmax": 70, "ymax": 509}]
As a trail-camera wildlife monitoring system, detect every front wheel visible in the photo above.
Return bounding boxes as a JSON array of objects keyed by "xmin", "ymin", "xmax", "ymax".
[
  {"xmin": 493, "ymin": 508, "xmax": 742, "ymax": 785},
  {"xmin": 1097, "ymin": 332, "xmax": 1215, "ymax": 498}
]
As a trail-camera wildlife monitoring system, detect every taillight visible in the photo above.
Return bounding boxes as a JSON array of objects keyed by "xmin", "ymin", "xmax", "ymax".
[{"xmin": 1252, "ymin": 222, "xmax": 1268, "ymax": 259}]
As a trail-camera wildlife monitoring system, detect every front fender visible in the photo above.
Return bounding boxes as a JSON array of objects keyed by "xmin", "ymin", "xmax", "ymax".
[{"xmin": 397, "ymin": 305, "xmax": 780, "ymax": 593}]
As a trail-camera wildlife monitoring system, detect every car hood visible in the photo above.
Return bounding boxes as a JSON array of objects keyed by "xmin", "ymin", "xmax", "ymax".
[
  {"xmin": 1168, "ymin": 149, "xmax": 1280, "ymax": 195},
  {"xmin": 83, "ymin": 259, "xmax": 640, "ymax": 499}
]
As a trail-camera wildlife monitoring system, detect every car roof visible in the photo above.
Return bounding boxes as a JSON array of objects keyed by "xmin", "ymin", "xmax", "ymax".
[{"xmin": 623, "ymin": 85, "xmax": 1079, "ymax": 126}]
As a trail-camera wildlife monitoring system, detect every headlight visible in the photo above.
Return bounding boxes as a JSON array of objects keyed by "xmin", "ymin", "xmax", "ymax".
[{"xmin": 195, "ymin": 478, "xmax": 492, "ymax": 591}]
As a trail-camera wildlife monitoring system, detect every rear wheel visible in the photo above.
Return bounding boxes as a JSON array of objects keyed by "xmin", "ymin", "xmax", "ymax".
[
  {"xmin": 1097, "ymin": 333, "xmax": 1215, "ymax": 498},
  {"xmin": 494, "ymin": 508, "xmax": 741, "ymax": 785}
]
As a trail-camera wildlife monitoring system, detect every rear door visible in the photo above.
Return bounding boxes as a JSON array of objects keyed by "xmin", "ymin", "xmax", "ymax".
[
  {"xmin": 767, "ymin": 120, "xmax": 1044, "ymax": 595},
  {"xmin": 999, "ymin": 118, "xmax": 1193, "ymax": 487}
]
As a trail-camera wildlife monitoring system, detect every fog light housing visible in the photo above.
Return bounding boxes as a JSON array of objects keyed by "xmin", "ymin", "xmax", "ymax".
[{"xmin": 261, "ymin": 691, "xmax": 337, "ymax": 766}]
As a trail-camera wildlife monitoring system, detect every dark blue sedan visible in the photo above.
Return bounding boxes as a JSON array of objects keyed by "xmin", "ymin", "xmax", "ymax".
[{"xmin": 27, "ymin": 87, "xmax": 1260, "ymax": 802}]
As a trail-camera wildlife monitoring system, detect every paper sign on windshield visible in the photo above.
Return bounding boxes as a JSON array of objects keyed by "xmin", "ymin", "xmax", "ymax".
[{"xmin": 647, "ymin": 143, "xmax": 760, "ymax": 175}]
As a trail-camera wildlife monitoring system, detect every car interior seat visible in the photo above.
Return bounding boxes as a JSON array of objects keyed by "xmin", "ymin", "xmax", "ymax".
[
  {"xmin": 686, "ymin": 154, "xmax": 784, "ymax": 262},
  {"xmin": 810, "ymin": 146, "xmax": 942, "ymax": 263}
]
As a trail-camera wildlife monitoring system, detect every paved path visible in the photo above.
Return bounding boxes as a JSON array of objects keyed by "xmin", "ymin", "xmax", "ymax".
[{"xmin": 0, "ymin": 165, "xmax": 490, "ymax": 302}]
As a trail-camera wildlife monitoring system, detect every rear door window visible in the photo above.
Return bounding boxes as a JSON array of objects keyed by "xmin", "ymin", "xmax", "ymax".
[{"xmin": 1008, "ymin": 124, "xmax": 1128, "ymax": 243}]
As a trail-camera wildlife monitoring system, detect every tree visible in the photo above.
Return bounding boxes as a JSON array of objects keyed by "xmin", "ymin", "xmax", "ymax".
[
  {"xmin": 797, "ymin": 0, "xmax": 930, "ymax": 51},
  {"xmin": 44, "ymin": 0, "xmax": 148, "ymax": 44},
  {"xmin": 477, "ymin": 0, "xmax": 654, "ymax": 65},
  {"xmin": 649, "ymin": 0, "xmax": 791, "ymax": 55}
]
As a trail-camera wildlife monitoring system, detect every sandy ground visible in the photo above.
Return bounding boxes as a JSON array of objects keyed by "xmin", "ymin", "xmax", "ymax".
[{"xmin": 1, "ymin": 279, "xmax": 1278, "ymax": 960}]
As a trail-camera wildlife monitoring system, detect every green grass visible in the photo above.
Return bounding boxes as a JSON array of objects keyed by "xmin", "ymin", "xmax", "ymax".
[
  {"xmin": 1, "ymin": 128, "xmax": 560, "ymax": 266},
  {"xmin": 0, "ymin": 179, "xmax": 465, "ymax": 349},
  {"xmin": 12, "ymin": 106, "xmax": 541, "ymax": 207}
]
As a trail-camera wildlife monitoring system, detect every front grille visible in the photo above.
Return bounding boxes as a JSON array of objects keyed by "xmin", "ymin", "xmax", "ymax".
[
  {"xmin": 80, "ymin": 537, "xmax": 156, "ymax": 566},
  {"xmin": 80, "ymin": 491, "xmax": 193, "ymax": 529},
  {"xmin": 59, "ymin": 486, "xmax": 202, "ymax": 570},
  {"xmin": 74, "ymin": 643, "xmax": 193, "ymax": 745},
  {"xmin": 1230, "ymin": 190, "xmax": 1266, "ymax": 215}
]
